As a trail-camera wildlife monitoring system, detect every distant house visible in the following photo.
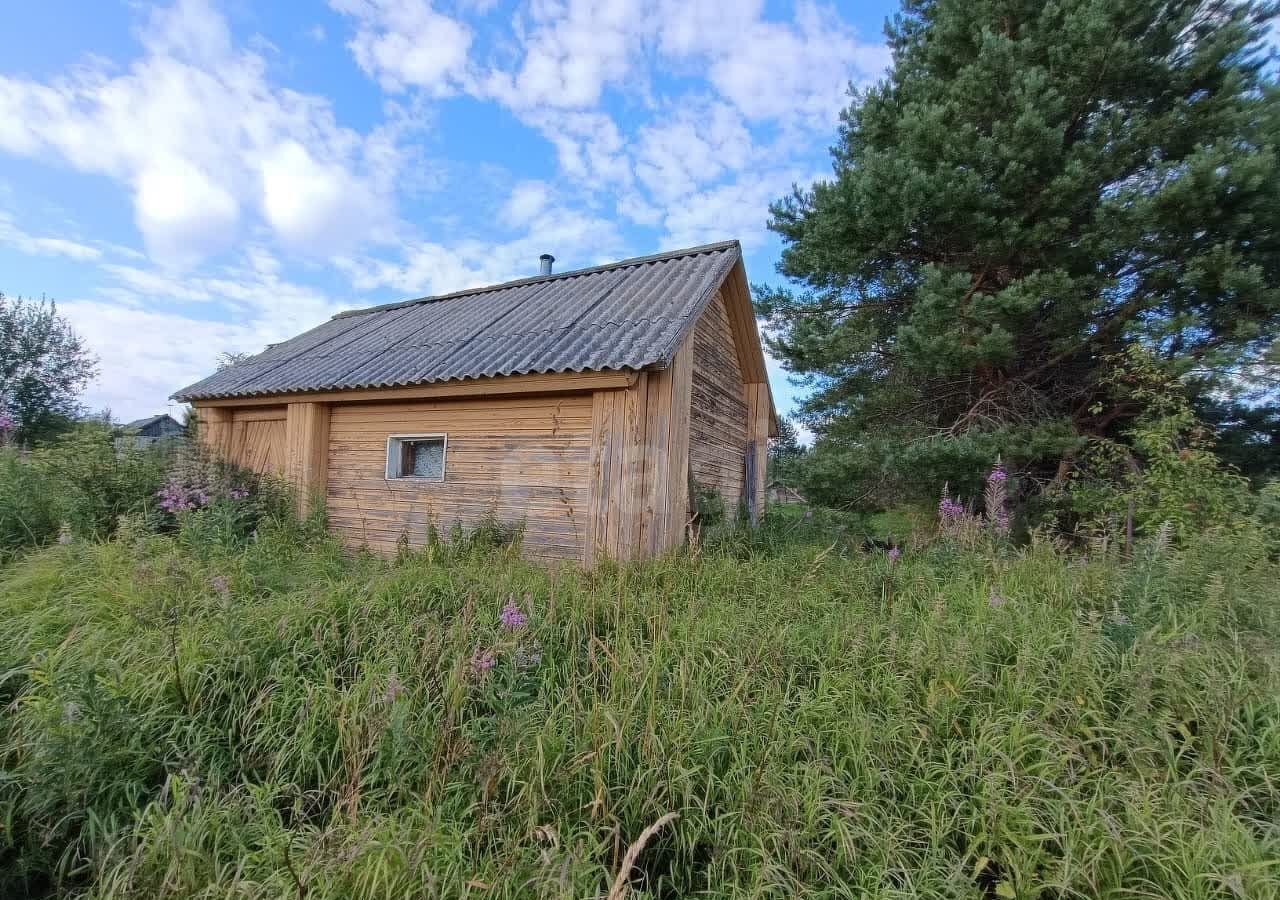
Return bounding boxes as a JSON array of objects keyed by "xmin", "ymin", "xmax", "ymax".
[
  {"xmin": 766, "ymin": 480, "xmax": 807, "ymax": 505},
  {"xmin": 120, "ymin": 414, "xmax": 186, "ymax": 449},
  {"xmin": 173, "ymin": 240, "xmax": 778, "ymax": 563}
]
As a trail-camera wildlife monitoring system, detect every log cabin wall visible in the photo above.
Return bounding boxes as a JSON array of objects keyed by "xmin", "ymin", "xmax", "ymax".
[
  {"xmin": 688, "ymin": 289, "xmax": 750, "ymax": 512},
  {"xmin": 582, "ymin": 340, "xmax": 692, "ymax": 563},
  {"xmin": 324, "ymin": 394, "xmax": 593, "ymax": 562}
]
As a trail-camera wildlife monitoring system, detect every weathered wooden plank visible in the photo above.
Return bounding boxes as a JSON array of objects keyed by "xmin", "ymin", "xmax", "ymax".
[
  {"xmin": 284, "ymin": 402, "xmax": 330, "ymax": 515},
  {"xmin": 199, "ymin": 371, "xmax": 635, "ymax": 408},
  {"xmin": 666, "ymin": 338, "xmax": 694, "ymax": 548},
  {"xmin": 688, "ymin": 290, "xmax": 747, "ymax": 511},
  {"xmin": 613, "ymin": 374, "xmax": 647, "ymax": 560},
  {"xmin": 636, "ymin": 368, "xmax": 668, "ymax": 557},
  {"xmin": 197, "ymin": 407, "xmax": 232, "ymax": 456}
]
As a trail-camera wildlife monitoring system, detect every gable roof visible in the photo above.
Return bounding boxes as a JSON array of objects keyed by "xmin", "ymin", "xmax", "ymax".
[
  {"xmin": 173, "ymin": 240, "xmax": 744, "ymax": 402},
  {"xmin": 124, "ymin": 413, "xmax": 183, "ymax": 431}
]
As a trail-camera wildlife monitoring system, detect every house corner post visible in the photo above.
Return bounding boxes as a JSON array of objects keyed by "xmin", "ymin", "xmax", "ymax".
[
  {"xmin": 285, "ymin": 402, "xmax": 331, "ymax": 517},
  {"xmin": 745, "ymin": 383, "xmax": 769, "ymax": 526}
]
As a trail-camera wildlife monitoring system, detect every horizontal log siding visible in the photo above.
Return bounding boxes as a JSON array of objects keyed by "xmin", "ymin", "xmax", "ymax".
[
  {"xmin": 325, "ymin": 395, "xmax": 593, "ymax": 561},
  {"xmin": 688, "ymin": 290, "xmax": 748, "ymax": 512}
]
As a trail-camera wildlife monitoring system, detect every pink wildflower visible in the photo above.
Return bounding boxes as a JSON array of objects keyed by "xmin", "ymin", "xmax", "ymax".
[
  {"xmin": 887, "ymin": 546, "xmax": 902, "ymax": 563},
  {"xmin": 500, "ymin": 599, "xmax": 527, "ymax": 630},
  {"xmin": 470, "ymin": 647, "xmax": 497, "ymax": 676}
]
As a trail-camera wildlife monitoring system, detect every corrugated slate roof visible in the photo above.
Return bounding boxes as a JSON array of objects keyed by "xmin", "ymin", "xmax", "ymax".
[
  {"xmin": 173, "ymin": 240, "xmax": 741, "ymax": 402},
  {"xmin": 124, "ymin": 414, "xmax": 182, "ymax": 431}
]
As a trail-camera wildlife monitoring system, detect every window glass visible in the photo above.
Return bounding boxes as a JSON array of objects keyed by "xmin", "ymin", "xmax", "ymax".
[{"xmin": 387, "ymin": 435, "xmax": 446, "ymax": 481}]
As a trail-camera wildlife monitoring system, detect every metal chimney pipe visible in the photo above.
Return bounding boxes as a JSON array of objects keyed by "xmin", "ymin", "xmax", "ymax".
[{"xmin": 539, "ymin": 253, "xmax": 555, "ymax": 275}]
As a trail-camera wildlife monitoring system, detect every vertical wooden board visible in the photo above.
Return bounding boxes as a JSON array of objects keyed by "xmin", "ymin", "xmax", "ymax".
[
  {"xmin": 638, "ymin": 369, "xmax": 671, "ymax": 557},
  {"xmin": 229, "ymin": 419, "xmax": 247, "ymax": 467},
  {"xmin": 286, "ymin": 402, "xmax": 331, "ymax": 515},
  {"xmin": 585, "ymin": 390, "xmax": 614, "ymax": 564},
  {"xmin": 603, "ymin": 390, "xmax": 627, "ymax": 559},
  {"xmin": 665, "ymin": 340, "xmax": 694, "ymax": 550},
  {"xmin": 197, "ymin": 406, "xmax": 232, "ymax": 456},
  {"xmin": 616, "ymin": 374, "xmax": 648, "ymax": 560},
  {"xmin": 751, "ymin": 383, "xmax": 769, "ymax": 518}
]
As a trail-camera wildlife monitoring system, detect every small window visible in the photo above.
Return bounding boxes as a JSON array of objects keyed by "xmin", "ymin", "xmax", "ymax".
[{"xmin": 386, "ymin": 434, "xmax": 447, "ymax": 481}]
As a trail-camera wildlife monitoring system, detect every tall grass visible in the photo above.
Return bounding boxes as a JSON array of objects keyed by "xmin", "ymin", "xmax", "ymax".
[{"xmin": 1, "ymin": 518, "xmax": 1277, "ymax": 898}]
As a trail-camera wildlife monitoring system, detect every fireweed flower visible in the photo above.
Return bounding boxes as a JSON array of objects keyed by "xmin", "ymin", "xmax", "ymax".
[
  {"xmin": 938, "ymin": 496, "xmax": 965, "ymax": 520},
  {"xmin": 470, "ymin": 647, "xmax": 497, "ymax": 675},
  {"xmin": 985, "ymin": 463, "xmax": 1011, "ymax": 533},
  {"xmin": 209, "ymin": 575, "xmax": 231, "ymax": 598},
  {"xmin": 988, "ymin": 591, "xmax": 1006, "ymax": 608},
  {"xmin": 0, "ymin": 411, "xmax": 14, "ymax": 432},
  {"xmin": 887, "ymin": 546, "xmax": 902, "ymax": 563},
  {"xmin": 500, "ymin": 599, "xmax": 528, "ymax": 630}
]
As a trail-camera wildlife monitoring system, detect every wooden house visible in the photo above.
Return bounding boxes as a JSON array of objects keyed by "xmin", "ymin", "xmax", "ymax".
[
  {"xmin": 766, "ymin": 480, "xmax": 807, "ymax": 505},
  {"xmin": 173, "ymin": 241, "xmax": 777, "ymax": 563},
  {"xmin": 119, "ymin": 413, "xmax": 186, "ymax": 449}
]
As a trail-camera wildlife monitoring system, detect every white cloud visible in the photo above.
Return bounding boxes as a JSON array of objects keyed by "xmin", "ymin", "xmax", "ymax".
[
  {"xmin": 0, "ymin": 0, "xmax": 401, "ymax": 267},
  {"xmin": 0, "ymin": 211, "xmax": 102, "ymax": 261},
  {"xmin": 339, "ymin": 205, "xmax": 624, "ymax": 296},
  {"xmin": 658, "ymin": 170, "xmax": 817, "ymax": 250},
  {"xmin": 64, "ymin": 246, "xmax": 347, "ymax": 420},
  {"xmin": 501, "ymin": 180, "xmax": 551, "ymax": 226},
  {"xmin": 134, "ymin": 160, "xmax": 241, "ymax": 267},
  {"xmin": 64, "ymin": 300, "xmax": 260, "ymax": 419},
  {"xmin": 483, "ymin": 0, "xmax": 645, "ymax": 108},
  {"xmin": 700, "ymin": 1, "xmax": 889, "ymax": 125},
  {"xmin": 633, "ymin": 101, "xmax": 754, "ymax": 203},
  {"xmin": 330, "ymin": 0, "xmax": 472, "ymax": 94}
]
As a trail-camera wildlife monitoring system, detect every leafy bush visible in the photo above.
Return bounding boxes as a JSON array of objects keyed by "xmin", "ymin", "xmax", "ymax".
[
  {"xmin": 0, "ymin": 426, "xmax": 170, "ymax": 561},
  {"xmin": 0, "ymin": 449, "xmax": 59, "ymax": 561},
  {"xmin": 1, "ymin": 520, "xmax": 1277, "ymax": 899},
  {"xmin": 1061, "ymin": 350, "xmax": 1252, "ymax": 544},
  {"xmin": 155, "ymin": 443, "xmax": 295, "ymax": 553}
]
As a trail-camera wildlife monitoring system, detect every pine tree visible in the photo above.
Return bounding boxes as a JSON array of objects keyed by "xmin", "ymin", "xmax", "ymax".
[{"xmin": 760, "ymin": 0, "xmax": 1280, "ymax": 505}]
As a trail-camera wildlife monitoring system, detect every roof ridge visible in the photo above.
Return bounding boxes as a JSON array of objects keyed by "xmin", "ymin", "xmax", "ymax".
[{"xmin": 332, "ymin": 239, "xmax": 741, "ymax": 320}]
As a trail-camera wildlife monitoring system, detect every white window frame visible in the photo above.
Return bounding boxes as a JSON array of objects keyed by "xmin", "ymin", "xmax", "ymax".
[{"xmin": 385, "ymin": 433, "xmax": 448, "ymax": 482}]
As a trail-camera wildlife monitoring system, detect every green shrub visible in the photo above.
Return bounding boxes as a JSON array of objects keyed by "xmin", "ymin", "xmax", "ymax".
[
  {"xmin": 1, "ymin": 521, "xmax": 1277, "ymax": 899},
  {"xmin": 31, "ymin": 425, "xmax": 171, "ymax": 540},
  {"xmin": 0, "ymin": 426, "xmax": 171, "ymax": 561},
  {"xmin": 0, "ymin": 449, "xmax": 59, "ymax": 561}
]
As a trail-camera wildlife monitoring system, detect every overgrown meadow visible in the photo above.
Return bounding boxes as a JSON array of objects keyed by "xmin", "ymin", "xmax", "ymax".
[{"xmin": 1, "ymin": 502, "xmax": 1278, "ymax": 899}]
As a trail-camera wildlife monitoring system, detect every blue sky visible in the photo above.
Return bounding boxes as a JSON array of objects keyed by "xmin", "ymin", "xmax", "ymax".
[{"xmin": 0, "ymin": 0, "xmax": 898, "ymax": 422}]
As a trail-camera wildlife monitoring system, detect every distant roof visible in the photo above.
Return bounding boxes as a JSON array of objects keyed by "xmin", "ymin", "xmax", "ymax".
[
  {"xmin": 124, "ymin": 413, "xmax": 182, "ymax": 431},
  {"xmin": 173, "ymin": 240, "xmax": 742, "ymax": 402}
]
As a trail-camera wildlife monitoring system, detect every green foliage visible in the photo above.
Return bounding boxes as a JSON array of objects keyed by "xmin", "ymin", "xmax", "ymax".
[
  {"xmin": 0, "ymin": 293, "xmax": 98, "ymax": 446},
  {"xmin": 0, "ymin": 449, "xmax": 60, "ymax": 561},
  {"xmin": 31, "ymin": 425, "xmax": 171, "ymax": 541},
  {"xmin": 0, "ymin": 426, "xmax": 171, "ymax": 561},
  {"xmin": 156, "ymin": 443, "xmax": 296, "ymax": 554},
  {"xmin": 2, "ymin": 520, "xmax": 1278, "ymax": 898},
  {"xmin": 760, "ymin": 0, "xmax": 1280, "ymax": 505},
  {"xmin": 1196, "ymin": 395, "xmax": 1280, "ymax": 483},
  {"xmin": 766, "ymin": 415, "xmax": 808, "ymax": 486},
  {"xmin": 1064, "ymin": 349, "xmax": 1252, "ymax": 542}
]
